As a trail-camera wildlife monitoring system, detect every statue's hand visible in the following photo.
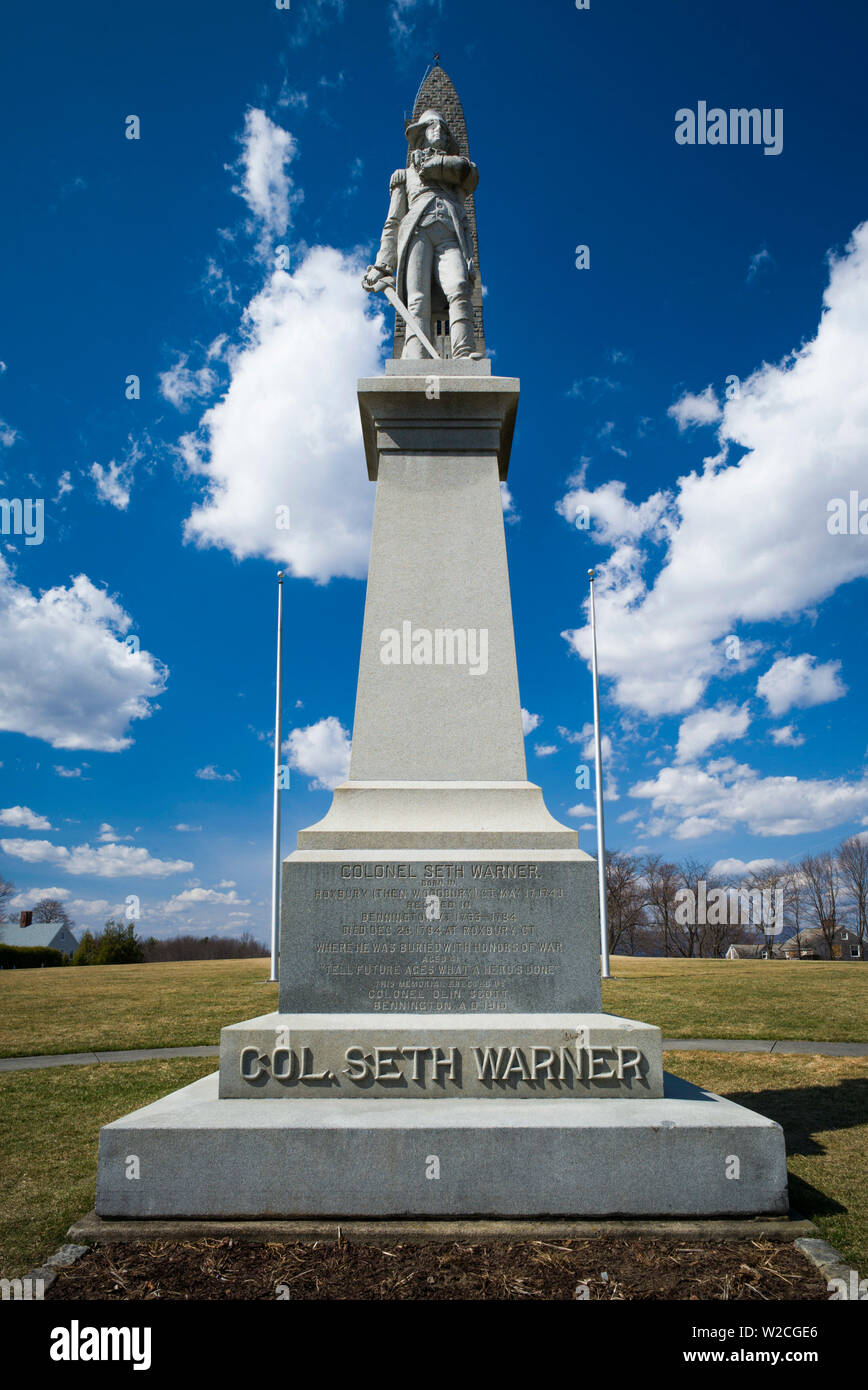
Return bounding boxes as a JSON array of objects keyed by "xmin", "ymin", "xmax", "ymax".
[
  {"xmin": 362, "ymin": 264, "xmax": 395, "ymax": 294},
  {"xmin": 417, "ymin": 153, "xmax": 443, "ymax": 183}
]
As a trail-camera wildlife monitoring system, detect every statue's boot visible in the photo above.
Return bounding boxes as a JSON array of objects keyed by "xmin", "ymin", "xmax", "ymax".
[
  {"xmin": 450, "ymin": 313, "xmax": 482, "ymax": 359},
  {"xmin": 401, "ymin": 334, "xmax": 428, "ymax": 358}
]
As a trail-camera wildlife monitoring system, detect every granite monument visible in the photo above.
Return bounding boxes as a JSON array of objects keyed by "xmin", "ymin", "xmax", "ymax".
[{"xmin": 95, "ymin": 64, "xmax": 788, "ymax": 1221}]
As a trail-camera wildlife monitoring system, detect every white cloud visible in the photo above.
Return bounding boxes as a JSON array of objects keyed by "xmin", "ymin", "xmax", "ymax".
[
  {"xmin": 0, "ymin": 417, "xmax": 19, "ymax": 449},
  {"xmin": 165, "ymin": 886, "xmax": 248, "ymax": 912},
  {"xmin": 277, "ymin": 84, "xmax": 309, "ymax": 110},
  {"xmin": 90, "ymin": 438, "xmax": 145, "ymax": 511},
  {"xmin": 756, "ymin": 654, "xmax": 846, "ymax": 717},
  {"xmin": 231, "ymin": 108, "xmax": 299, "ymax": 250},
  {"xmin": 68, "ymin": 897, "xmax": 111, "ymax": 917},
  {"xmin": 769, "ymin": 724, "xmax": 806, "ymax": 748},
  {"xmin": 567, "ymin": 803, "xmax": 595, "ymax": 817},
  {"xmin": 159, "ymin": 357, "xmax": 218, "ymax": 410},
  {"xmin": 181, "ymin": 247, "xmax": 385, "ymax": 584},
  {"xmin": 676, "ymin": 702, "xmax": 750, "ymax": 763},
  {"xmin": 202, "ymin": 257, "xmax": 235, "ymax": 305},
  {"xmin": 629, "ymin": 760, "xmax": 868, "ymax": 838},
  {"xmin": 557, "ymin": 723, "xmax": 613, "ymax": 764},
  {"xmin": 10, "ymin": 886, "xmax": 71, "ymax": 908},
  {"xmin": 0, "ymin": 839, "xmax": 193, "ymax": 878},
  {"xmin": 711, "ymin": 857, "xmax": 780, "ymax": 879},
  {"xmin": 175, "ymin": 108, "xmax": 388, "ymax": 585},
  {"xmin": 556, "ymin": 476, "xmax": 673, "ymax": 545},
  {"xmin": 54, "ymin": 471, "xmax": 73, "ymax": 501},
  {"xmin": 521, "ymin": 708, "xmax": 541, "ymax": 735},
  {"xmin": 173, "ymin": 823, "xmax": 203, "ymax": 832},
  {"xmin": 0, "ymin": 805, "xmax": 53, "ymax": 830},
  {"xmin": 289, "ymin": 0, "xmax": 345, "ymax": 47},
  {"xmin": 96, "ymin": 822, "xmax": 133, "ymax": 843},
  {"xmin": 566, "ymin": 376, "xmax": 621, "ymax": 401},
  {"xmin": 534, "ymin": 743, "xmax": 558, "ymax": 757},
  {"xmin": 560, "ymin": 223, "xmax": 868, "ymax": 717},
  {"xmin": 54, "ymin": 765, "xmax": 85, "ymax": 778},
  {"xmin": 195, "ymin": 765, "xmax": 239, "ymax": 782},
  {"xmin": 90, "ymin": 461, "xmax": 130, "ymax": 509},
  {"xmin": 389, "ymin": 0, "xmax": 441, "ymax": 50},
  {"xmin": 286, "ymin": 716, "xmax": 351, "ymax": 790},
  {"xmin": 667, "ymin": 385, "xmax": 722, "ymax": 431},
  {"xmin": 500, "ymin": 481, "xmax": 519, "ymax": 523},
  {"xmin": 0, "ymin": 558, "xmax": 167, "ymax": 751},
  {"xmin": 555, "ymin": 724, "xmax": 619, "ymax": 800},
  {"xmin": 747, "ymin": 248, "xmax": 773, "ymax": 284}
]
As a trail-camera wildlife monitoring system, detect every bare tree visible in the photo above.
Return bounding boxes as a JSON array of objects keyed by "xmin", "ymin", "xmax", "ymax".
[
  {"xmin": 32, "ymin": 897, "xmax": 74, "ymax": 928},
  {"xmin": 605, "ymin": 851, "xmax": 647, "ymax": 955},
  {"xmin": 837, "ymin": 834, "xmax": 868, "ymax": 955},
  {"xmin": 702, "ymin": 874, "xmax": 750, "ymax": 959},
  {"xmin": 799, "ymin": 851, "xmax": 842, "ymax": 958},
  {"xmin": 743, "ymin": 865, "xmax": 790, "ymax": 958},
  {"xmin": 672, "ymin": 859, "xmax": 719, "ymax": 957},
  {"xmin": 0, "ymin": 874, "xmax": 14, "ymax": 923},
  {"xmin": 784, "ymin": 866, "xmax": 808, "ymax": 958},
  {"xmin": 642, "ymin": 856, "xmax": 682, "ymax": 957}
]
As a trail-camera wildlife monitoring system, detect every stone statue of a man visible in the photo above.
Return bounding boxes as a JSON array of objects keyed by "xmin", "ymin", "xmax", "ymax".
[{"xmin": 362, "ymin": 109, "xmax": 482, "ymax": 359}]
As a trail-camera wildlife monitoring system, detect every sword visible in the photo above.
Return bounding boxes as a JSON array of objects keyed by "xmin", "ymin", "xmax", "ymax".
[{"xmin": 365, "ymin": 271, "xmax": 442, "ymax": 360}]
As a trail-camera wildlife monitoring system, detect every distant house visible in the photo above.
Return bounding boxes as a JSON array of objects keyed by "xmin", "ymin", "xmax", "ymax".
[
  {"xmin": 0, "ymin": 920, "xmax": 79, "ymax": 958},
  {"xmin": 779, "ymin": 927, "xmax": 863, "ymax": 961},
  {"xmin": 725, "ymin": 942, "xmax": 785, "ymax": 960}
]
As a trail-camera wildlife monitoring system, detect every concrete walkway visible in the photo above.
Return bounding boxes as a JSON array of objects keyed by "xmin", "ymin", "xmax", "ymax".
[{"xmin": 0, "ymin": 1038, "xmax": 865, "ymax": 1073}]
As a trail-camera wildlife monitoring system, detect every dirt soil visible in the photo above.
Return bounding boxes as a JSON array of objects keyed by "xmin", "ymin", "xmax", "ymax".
[{"xmin": 46, "ymin": 1236, "xmax": 829, "ymax": 1300}]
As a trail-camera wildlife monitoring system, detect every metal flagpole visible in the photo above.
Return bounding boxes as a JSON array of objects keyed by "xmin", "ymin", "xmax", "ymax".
[
  {"xmin": 588, "ymin": 568, "xmax": 612, "ymax": 979},
  {"xmin": 269, "ymin": 571, "xmax": 284, "ymax": 984}
]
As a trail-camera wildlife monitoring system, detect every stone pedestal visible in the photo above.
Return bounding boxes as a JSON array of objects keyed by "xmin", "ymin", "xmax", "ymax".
[
  {"xmin": 95, "ymin": 1072, "xmax": 788, "ymax": 1218},
  {"xmin": 94, "ymin": 363, "xmax": 788, "ymax": 1222}
]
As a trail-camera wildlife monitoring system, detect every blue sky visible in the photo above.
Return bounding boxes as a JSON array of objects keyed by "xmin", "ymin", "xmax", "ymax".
[{"xmin": 1, "ymin": 0, "xmax": 866, "ymax": 940}]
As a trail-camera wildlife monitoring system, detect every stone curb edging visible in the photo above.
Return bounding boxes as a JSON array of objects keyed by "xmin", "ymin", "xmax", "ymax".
[
  {"xmin": 0, "ymin": 1045, "xmax": 220, "ymax": 1072},
  {"xmin": 68, "ymin": 1209, "xmax": 818, "ymax": 1246},
  {"xmin": 17, "ymin": 1242, "xmax": 91, "ymax": 1296},
  {"xmin": 794, "ymin": 1236, "xmax": 860, "ymax": 1288},
  {"xmin": 661, "ymin": 1039, "xmax": 868, "ymax": 1056}
]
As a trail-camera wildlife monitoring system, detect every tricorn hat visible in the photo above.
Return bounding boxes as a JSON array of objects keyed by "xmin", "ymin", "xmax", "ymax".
[{"xmin": 404, "ymin": 108, "xmax": 459, "ymax": 155}]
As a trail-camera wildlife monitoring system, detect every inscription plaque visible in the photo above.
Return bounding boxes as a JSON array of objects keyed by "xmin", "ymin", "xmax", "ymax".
[{"xmin": 279, "ymin": 857, "xmax": 601, "ymax": 1013}]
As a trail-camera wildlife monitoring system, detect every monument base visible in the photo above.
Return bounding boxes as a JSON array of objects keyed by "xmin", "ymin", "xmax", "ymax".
[
  {"xmin": 95, "ymin": 1070, "xmax": 788, "ymax": 1219},
  {"xmin": 218, "ymin": 1012, "xmax": 665, "ymax": 1099}
]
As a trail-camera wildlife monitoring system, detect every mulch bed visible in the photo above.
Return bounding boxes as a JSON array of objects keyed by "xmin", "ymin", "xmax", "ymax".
[{"xmin": 46, "ymin": 1236, "xmax": 828, "ymax": 1300}]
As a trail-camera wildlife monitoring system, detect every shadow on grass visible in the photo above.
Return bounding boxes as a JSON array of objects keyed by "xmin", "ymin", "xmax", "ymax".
[
  {"xmin": 724, "ymin": 1076, "xmax": 867, "ymax": 1154},
  {"xmin": 724, "ymin": 1076, "xmax": 867, "ymax": 1221}
]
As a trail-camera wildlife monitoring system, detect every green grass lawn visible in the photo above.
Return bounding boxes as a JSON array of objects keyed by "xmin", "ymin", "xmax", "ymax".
[
  {"xmin": 0, "ymin": 1058, "xmax": 215, "ymax": 1278},
  {"xmin": 0, "ymin": 955, "xmax": 863, "ymax": 1058},
  {"xmin": 603, "ymin": 956, "xmax": 867, "ymax": 1041},
  {"xmin": 0, "ymin": 1052, "xmax": 864, "ymax": 1281},
  {"xmin": 0, "ymin": 958, "xmax": 278, "ymax": 1057}
]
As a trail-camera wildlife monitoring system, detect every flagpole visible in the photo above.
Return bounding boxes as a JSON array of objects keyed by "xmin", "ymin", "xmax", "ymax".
[
  {"xmin": 588, "ymin": 568, "xmax": 612, "ymax": 979},
  {"xmin": 269, "ymin": 571, "xmax": 284, "ymax": 984}
]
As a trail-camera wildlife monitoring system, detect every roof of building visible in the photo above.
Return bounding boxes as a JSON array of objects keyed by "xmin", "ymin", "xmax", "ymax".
[
  {"xmin": 0, "ymin": 922, "xmax": 79, "ymax": 953},
  {"xmin": 726, "ymin": 943, "xmax": 785, "ymax": 959},
  {"xmin": 780, "ymin": 926, "xmax": 861, "ymax": 949}
]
